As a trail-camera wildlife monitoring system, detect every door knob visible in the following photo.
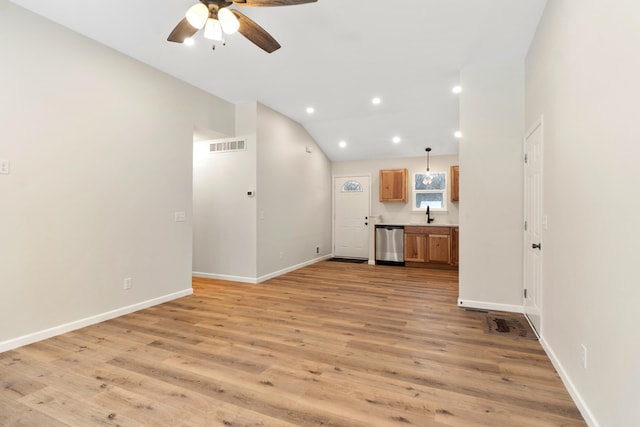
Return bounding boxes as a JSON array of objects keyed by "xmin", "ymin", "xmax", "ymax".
[{"xmin": 532, "ymin": 243, "xmax": 542, "ymax": 250}]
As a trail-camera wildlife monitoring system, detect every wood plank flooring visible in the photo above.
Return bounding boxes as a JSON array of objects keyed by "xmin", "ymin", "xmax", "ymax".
[{"xmin": 0, "ymin": 261, "xmax": 585, "ymax": 426}]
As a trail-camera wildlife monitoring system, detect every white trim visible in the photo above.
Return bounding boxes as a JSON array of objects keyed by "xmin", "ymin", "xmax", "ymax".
[
  {"xmin": 523, "ymin": 114, "xmax": 544, "ymax": 337},
  {"xmin": 540, "ymin": 337, "xmax": 600, "ymax": 427},
  {"xmin": 256, "ymin": 255, "xmax": 332, "ymax": 283},
  {"xmin": 192, "ymin": 271, "xmax": 257, "ymax": 284},
  {"xmin": 368, "ymin": 259, "xmax": 376, "ymax": 265},
  {"xmin": 0, "ymin": 288, "xmax": 193, "ymax": 353},
  {"xmin": 193, "ymin": 255, "xmax": 333, "ymax": 285},
  {"xmin": 457, "ymin": 298, "xmax": 524, "ymax": 314}
]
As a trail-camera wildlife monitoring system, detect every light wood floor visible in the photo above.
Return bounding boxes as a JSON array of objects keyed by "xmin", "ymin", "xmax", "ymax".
[{"xmin": 1, "ymin": 261, "xmax": 585, "ymax": 426}]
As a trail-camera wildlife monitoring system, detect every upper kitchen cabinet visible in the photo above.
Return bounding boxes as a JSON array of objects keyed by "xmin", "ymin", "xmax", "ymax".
[
  {"xmin": 450, "ymin": 165, "xmax": 459, "ymax": 202},
  {"xmin": 379, "ymin": 169, "xmax": 408, "ymax": 203}
]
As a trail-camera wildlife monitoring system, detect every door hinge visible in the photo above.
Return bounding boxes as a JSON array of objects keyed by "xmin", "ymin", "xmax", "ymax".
[
  {"xmin": 524, "ymin": 220, "xmax": 528, "ymax": 231},
  {"xmin": 524, "ymin": 289, "xmax": 528, "ymax": 299},
  {"xmin": 524, "ymin": 153, "xmax": 528, "ymax": 163}
]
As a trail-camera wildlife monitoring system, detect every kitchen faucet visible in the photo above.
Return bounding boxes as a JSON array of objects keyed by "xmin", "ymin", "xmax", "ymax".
[{"xmin": 426, "ymin": 205, "xmax": 435, "ymax": 223}]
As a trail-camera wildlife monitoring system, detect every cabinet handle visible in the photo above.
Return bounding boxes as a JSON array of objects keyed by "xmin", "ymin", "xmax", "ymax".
[{"xmin": 532, "ymin": 243, "xmax": 542, "ymax": 250}]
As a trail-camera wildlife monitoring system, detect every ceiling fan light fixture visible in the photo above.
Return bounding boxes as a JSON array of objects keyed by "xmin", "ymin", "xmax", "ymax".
[
  {"xmin": 204, "ymin": 18, "xmax": 223, "ymax": 41},
  {"xmin": 186, "ymin": 3, "xmax": 209, "ymax": 30},
  {"xmin": 218, "ymin": 8, "xmax": 240, "ymax": 35}
]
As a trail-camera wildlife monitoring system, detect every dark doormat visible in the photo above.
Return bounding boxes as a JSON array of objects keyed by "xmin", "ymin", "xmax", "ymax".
[
  {"xmin": 328, "ymin": 258, "xmax": 367, "ymax": 264},
  {"xmin": 485, "ymin": 312, "xmax": 538, "ymax": 340}
]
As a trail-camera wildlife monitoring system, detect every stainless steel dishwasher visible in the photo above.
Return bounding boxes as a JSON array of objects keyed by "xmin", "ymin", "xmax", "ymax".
[{"xmin": 375, "ymin": 225, "xmax": 405, "ymax": 266}]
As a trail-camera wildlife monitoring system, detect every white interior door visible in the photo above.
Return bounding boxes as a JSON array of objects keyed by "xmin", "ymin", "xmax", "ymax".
[
  {"xmin": 334, "ymin": 176, "xmax": 370, "ymax": 259},
  {"xmin": 524, "ymin": 119, "xmax": 544, "ymax": 336}
]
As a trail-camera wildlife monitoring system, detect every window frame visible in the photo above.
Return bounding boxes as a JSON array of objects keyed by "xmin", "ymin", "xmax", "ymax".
[{"xmin": 412, "ymin": 171, "xmax": 448, "ymax": 212}]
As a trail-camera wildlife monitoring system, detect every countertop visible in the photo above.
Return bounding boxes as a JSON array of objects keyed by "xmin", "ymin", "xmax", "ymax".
[{"xmin": 376, "ymin": 223, "xmax": 459, "ymax": 227}]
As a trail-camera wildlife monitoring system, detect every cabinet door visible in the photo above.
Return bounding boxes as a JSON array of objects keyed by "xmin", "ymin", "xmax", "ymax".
[
  {"xmin": 427, "ymin": 234, "xmax": 451, "ymax": 264},
  {"xmin": 451, "ymin": 228, "xmax": 459, "ymax": 265},
  {"xmin": 404, "ymin": 233, "xmax": 426, "ymax": 262},
  {"xmin": 450, "ymin": 165, "xmax": 459, "ymax": 202},
  {"xmin": 379, "ymin": 169, "xmax": 408, "ymax": 202}
]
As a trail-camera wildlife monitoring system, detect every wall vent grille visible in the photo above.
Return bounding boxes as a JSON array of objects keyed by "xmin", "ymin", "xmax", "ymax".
[{"xmin": 210, "ymin": 139, "xmax": 246, "ymax": 153}]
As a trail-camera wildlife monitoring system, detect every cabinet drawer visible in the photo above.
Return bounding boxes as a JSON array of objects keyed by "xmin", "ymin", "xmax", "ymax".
[{"xmin": 405, "ymin": 226, "xmax": 451, "ymax": 235}]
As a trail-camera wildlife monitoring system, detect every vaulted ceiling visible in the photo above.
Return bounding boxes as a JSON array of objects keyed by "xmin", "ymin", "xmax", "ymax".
[{"xmin": 9, "ymin": 0, "xmax": 547, "ymax": 161}]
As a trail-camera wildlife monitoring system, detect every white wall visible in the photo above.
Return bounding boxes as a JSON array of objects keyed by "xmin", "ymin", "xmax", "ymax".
[
  {"xmin": 0, "ymin": 2, "xmax": 235, "ymax": 349},
  {"xmin": 256, "ymin": 104, "xmax": 332, "ymax": 279},
  {"xmin": 192, "ymin": 103, "xmax": 258, "ymax": 281},
  {"xmin": 192, "ymin": 103, "xmax": 332, "ymax": 282},
  {"xmin": 526, "ymin": 1, "xmax": 640, "ymax": 425},
  {"xmin": 332, "ymin": 155, "xmax": 460, "ymax": 226},
  {"xmin": 458, "ymin": 60, "xmax": 525, "ymax": 312}
]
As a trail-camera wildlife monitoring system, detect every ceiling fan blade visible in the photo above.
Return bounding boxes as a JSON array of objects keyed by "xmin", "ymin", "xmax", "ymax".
[
  {"xmin": 167, "ymin": 18, "xmax": 198, "ymax": 43},
  {"xmin": 231, "ymin": 10, "xmax": 281, "ymax": 53},
  {"xmin": 233, "ymin": 0, "xmax": 317, "ymax": 6}
]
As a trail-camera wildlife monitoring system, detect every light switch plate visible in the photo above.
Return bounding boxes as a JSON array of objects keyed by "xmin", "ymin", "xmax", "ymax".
[{"xmin": 0, "ymin": 159, "xmax": 9, "ymax": 175}]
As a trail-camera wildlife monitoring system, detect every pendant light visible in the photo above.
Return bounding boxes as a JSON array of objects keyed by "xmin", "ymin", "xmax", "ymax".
[{"xmin": 422, "ymin": 147, "xmax": 433, "ymax": 186}]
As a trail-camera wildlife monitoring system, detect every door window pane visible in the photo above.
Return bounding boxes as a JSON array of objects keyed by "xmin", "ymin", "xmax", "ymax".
[{"xmin": 341, "ymin": 180, "xmax": 363, "ymax": 192}]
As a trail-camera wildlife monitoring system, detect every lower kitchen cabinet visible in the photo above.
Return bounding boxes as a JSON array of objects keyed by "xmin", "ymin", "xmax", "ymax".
[
  {"xmin": 405, "ymin": 233, "xmax": 427, "ymax": 262},
  {"xmin": 405, "ymin": 226, "xmax": 458, "ymax": 268}
]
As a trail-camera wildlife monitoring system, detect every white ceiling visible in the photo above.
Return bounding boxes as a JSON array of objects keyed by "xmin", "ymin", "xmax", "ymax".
[{"xmin": 9, "ymin": 0, "xmax": 547, "ymax": 161}]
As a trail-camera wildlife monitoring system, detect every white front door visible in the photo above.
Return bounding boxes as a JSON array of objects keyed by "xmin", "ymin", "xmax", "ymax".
[
  {"xmin": 524, "ymin": 118, "xmax": 544, "ymax": 336},
  {"xmin": 334, "ymin": 176, "xmax": 370, "ymax": 259}
]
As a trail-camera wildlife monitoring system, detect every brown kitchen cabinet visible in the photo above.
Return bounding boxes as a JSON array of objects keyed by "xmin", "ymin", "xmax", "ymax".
[
  {"xmin": 405, "ymin": 226, "xmax": 458, "ymax": 268},
  {"xmin": 451, "ymin": 165, "xmax": 459, "ymax": 202},
  {"xmin": 404, "ymin": 232, "xmax": 427, "ymax": 262},
  {"xmin": 379, "ymin": 169, "xmax": 408, "ymax": 203},
  {"xmin": 451, "ymin": 227, "xmax": 459, "ymax": 266}
]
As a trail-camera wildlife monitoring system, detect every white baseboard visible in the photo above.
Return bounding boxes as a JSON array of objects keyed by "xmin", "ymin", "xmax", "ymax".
[
  {"xmin": 192, "ymin": 271, "xmax": 258, "ymax": 284},
  {"xmin": 368, "ymin": 259, "xmax": 376, "ymax": 265},
  {"xmin": 257, "ymin": 255, "xmax": 333, "ymax": 283},
  {"xmin": 0, "ymin": 288, "xmax": 193, "ymax": 353},
  {"xmin": 193, "ymin": 255, "xmax": 333, "ymax": 285},
  {"xmin": 539, "ymin": 337, "xmax": 600, "ymax": 427},
  {"xmin": 457, "ymin": 298, "xmax": 524, "ymax": 313}
]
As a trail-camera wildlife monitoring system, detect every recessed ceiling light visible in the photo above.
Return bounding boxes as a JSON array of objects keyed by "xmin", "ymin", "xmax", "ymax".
[
  {"xmin": 184, "ymin": 37, "xmax": 195, "ymax": 46},
  {"xmin": 452, "ymin": 85, "xmax": 462, "ymax": 94},
  {"xmin": 372, "ymin": 97, "xmax": 382, "ymax": 105},
  {"xmin": 339, "ymin": 140, "xmax": 347, "ymax": 148},
  {"xmin": 306, "ymin": 107, "xmax": 315, "ymax": 114},
  {"xmin": 392, "ymin": 136, "xmax": 401, "ymax": 144},
  {"xmin": 454, "ymin": 131, "xmax": 463, "ymax": 139}
]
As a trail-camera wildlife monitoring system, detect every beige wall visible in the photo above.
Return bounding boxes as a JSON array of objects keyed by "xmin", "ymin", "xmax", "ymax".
[
  {"xmin": 192, "ymin": 102, "xmax": 333, "ymax": 282},
  {"xmin": 0, "ymin": 2, "xmax": 235, "ymax": 348},
  {"xmin": 526, "ymin": 1, "xmax": 640, "ymax": 425},
  {"xmin": 256, "ymin": 104, "xmax": 333, "ymax": 279},
  {"xmin": 458, "ymin": 59, "xmax": 526, "ymax": 312}
]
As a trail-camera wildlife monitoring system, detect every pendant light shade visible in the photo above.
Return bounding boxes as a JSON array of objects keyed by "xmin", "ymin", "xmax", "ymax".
[
  {"xmin": 204, "ymin": 18, "xmax": 223, "ymax": 41},
  {"xmin": 422, "ymin": 147, "xmax": 433, "ymax": 186},
  {"xmin": 186, "ymin": 3, "xmax": 209, "ymax": 30},
  {"xmin": 218, "ymin": 8, "xmax": 240, "ymax": 34}
]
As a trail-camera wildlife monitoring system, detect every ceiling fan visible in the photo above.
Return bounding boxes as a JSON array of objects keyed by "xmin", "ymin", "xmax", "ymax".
[{"xmin": 168, "ymin": 0, "xmax": 317, "ymax": 53}]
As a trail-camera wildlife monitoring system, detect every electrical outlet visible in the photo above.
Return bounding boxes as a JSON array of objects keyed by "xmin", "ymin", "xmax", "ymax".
[
  {"xmin": 580, "ymin": 344, "xmax": 587, "ymax": 369},
  {"xmin": 0, "ymin": 159, "xmax": 9, "ymax": 175},
  {"xmin": 123, "ymin": 278, "xmax": 132, "ymax": 290},
  {"xmin": 174, "ymin": 211, "xmax": 186, "ymax": 222}
]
